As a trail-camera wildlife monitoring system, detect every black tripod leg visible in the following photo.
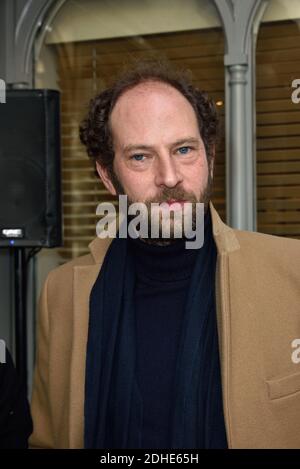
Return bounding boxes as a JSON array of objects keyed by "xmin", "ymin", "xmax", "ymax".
[{"xmin": 13, "ymin": 247, "xmax": 27, "ymax": 394}]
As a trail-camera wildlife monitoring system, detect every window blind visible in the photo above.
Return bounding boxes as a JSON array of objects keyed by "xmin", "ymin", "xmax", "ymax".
[{"xmin": 257, "ymin": 20, "xmax": 300, "ymax": 238}]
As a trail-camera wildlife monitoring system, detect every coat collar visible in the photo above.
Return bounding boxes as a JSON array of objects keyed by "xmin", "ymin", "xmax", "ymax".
[
  {"xmin": 208, "ymin": 201, "xmax": 240, "ymax": 254},
  {"xmin": 87, "ymin": 201, "xmax": 240, "ymax": 263}
]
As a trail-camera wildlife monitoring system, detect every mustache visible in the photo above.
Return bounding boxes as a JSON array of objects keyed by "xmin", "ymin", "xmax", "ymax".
[{"xmin": 145, "ymin": 188, "xmax": 198, "ymax": 204}]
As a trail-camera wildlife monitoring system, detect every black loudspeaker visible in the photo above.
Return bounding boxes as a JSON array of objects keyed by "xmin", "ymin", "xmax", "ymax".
[{"xmin": 0, "ymin": 89, "xmax": 62, "ymax": 247}]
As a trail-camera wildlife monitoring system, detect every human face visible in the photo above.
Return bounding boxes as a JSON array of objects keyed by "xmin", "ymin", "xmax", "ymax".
[{"xmin": 97, "ymin": 81, "xmax": 214, "ymax": 242}]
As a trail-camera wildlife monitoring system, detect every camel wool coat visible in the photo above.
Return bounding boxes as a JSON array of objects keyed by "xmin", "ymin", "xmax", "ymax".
[{"xmin": 29, "ymin": 202, "xmax": 300, "ymax": 449}]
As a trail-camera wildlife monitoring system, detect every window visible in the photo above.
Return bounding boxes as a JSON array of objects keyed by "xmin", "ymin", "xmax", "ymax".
[{"xmin": 256, "ymin": 3, "xmax": 300, "ymax": 238}]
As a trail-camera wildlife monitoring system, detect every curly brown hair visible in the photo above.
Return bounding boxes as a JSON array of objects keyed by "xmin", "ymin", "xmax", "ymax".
[{"xmin": 79, "ymin": 60, "xmax": 219, "ymax": 181}]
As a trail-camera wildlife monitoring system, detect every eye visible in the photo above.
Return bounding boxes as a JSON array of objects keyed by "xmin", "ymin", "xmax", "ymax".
[
  {"xmin": 130, "ymin": 154, "xmax": 146, "ymax": 162},
  {"xmin": 177, "ymin": 146, "xmax": 192, "ymax": 155}
]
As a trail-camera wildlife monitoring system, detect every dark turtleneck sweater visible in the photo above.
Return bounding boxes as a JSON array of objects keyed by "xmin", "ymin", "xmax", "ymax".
[{"xmin": 128, "ymin": 220, "xmax": 205, "ymax": 449}]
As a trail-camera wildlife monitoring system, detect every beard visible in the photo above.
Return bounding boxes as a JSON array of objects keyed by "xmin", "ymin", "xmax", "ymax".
[{"xmin": 107, "ymin": 164, "xmax": 213, "ymax": 246}]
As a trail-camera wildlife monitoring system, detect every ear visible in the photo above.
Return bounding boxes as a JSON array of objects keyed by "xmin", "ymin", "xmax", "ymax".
[{"xmin": 96, "ymin": 161, "xmax": 117, "ymax": 196}]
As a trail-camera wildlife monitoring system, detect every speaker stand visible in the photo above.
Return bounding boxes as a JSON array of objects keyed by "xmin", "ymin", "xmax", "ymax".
[{"xmin": 13, "ymin": 247, "xmax": 28, "ymax": 393}]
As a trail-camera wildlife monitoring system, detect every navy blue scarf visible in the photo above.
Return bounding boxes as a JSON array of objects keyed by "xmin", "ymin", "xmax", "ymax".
[{"xmin": 84, "ymin": 210, "xmax": 227, "ymax": 448}]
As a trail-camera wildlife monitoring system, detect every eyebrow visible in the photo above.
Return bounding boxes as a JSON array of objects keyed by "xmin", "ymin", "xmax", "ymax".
[{"xmin": 122, "ymin": 137, "xmax": 201, "ymax": 154}]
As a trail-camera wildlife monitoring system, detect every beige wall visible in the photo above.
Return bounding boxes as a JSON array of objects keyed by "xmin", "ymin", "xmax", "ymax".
[
  {"xmin": 45, "ymin": 0, "xmax": 220, "ymax": 44},
  {"xmin": 263, "ymin": 0, "xmax": 300, "ymax": 22},
  {"xmin": 44, "ymin": 0, "xmax": 300, "ymax": 47}
]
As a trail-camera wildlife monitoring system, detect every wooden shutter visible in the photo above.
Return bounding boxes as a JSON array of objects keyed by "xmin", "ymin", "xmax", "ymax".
[
  {"xmin": 257, "ymin": 20, "xmax": 300, "ymax": 238},
  {"xmin": 53, "ymin": 28, "xmax": 225, "ymax": 260}
]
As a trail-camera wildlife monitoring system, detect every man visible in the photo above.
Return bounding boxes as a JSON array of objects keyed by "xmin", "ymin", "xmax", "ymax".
[
  {"xmin": 0, "ymin": 347, "xmax": 33, "ymax": 447},
  {"xmin": 29, "ymin": 61, "xmax": 300, "ymax": 449}
]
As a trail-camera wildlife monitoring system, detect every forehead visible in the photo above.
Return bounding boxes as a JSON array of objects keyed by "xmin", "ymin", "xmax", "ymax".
[{"xmin": 110, "ymin": 81, "xmax": 200, "ymax": 143}]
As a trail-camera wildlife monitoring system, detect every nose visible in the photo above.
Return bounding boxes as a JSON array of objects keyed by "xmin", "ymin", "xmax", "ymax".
[{"xmin": 154, "ymin": 153, "xmax": 183, "ymax": 188}]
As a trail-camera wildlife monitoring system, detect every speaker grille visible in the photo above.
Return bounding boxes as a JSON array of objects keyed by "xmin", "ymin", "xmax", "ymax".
[{"xmin": 0, "ymin": 89, "xmax": 62, "ymax": 247}]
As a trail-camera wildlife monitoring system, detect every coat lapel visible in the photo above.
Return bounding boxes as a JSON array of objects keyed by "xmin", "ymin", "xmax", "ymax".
[
  {"xmin": 68, "ymin": 264, "xmax": 102, "ymax": 447},
  {"xmin": 68, "ymin": 237, "xmax": 112, "ymax": 448},
  {"xmin": 208, "ymin": 202, "xmax": 240, "ymax": 448}
]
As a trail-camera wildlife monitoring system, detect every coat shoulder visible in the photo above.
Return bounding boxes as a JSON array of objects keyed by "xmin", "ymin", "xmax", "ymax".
[
  {"xmin": 233, "ymin": 228, "xmax": 300, "ymax": 251},
  {"xmin": 46, "ymin": 253, "xmax": 94, "ymax": 286},
  {"xmin": 231, "ymin": 228, "xmax": 300, "ymax": 267},
  {"xmin": 42, "ymin": 236, "xmax": 112, "ymax": 309},
  {"xmin": 46, "ymin": 237, "xmax": 111, "ymax": 287}
]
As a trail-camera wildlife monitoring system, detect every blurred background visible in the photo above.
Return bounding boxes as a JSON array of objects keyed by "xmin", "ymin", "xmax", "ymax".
[{"xmin": 0, "ymin": 0, "xmax": 300, "ymax": 395}]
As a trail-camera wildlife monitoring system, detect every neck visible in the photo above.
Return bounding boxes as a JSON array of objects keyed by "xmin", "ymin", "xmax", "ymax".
[{"xmin": 127, "ymin": 208, "xmax": 213, "ymax": 282}]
